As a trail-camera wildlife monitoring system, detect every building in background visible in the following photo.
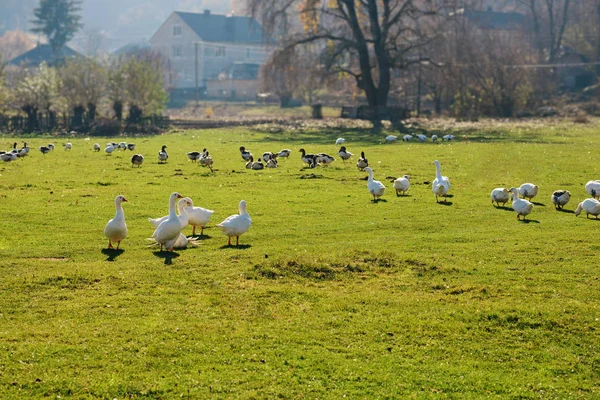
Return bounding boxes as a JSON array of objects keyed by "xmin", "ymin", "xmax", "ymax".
[{"xmin": 150, "ymin": 10, "xmax": 274, "ymax": 101}]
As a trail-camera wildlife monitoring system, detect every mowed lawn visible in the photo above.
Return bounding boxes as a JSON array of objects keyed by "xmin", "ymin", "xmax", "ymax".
[{"xmin": 0, "ymin": 120, "xmax": 599, "ymax": 398}]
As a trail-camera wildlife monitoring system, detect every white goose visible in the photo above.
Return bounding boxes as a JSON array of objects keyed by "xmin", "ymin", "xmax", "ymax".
[
  {"xmin": 104, "ymin": 195, "xmax": 128, "ymax": 249},
  {"xmin": 551, "ymin": 190, "xmax": 571, "ymax": 210},
  {"xmin": 150, "ymin": 197, "xmax": 192, "ymax": 249},
  {"xmin": 217, "ymin": 200, "xmax": 252, "ymax": 246},
  {"xmin": 185, "ymin": 199, "xmax": 215, "ymax": 236},
  {"xmin": 335, "ymin": 137, "xmax": 345, "ymax": 145},
  {"xmin": 64, "ymin": 142, "xmax": 72, "ymax": 150},
  {"xmin": 149, "ymin": 197, "xmax": 191, "ymax": 229},
  {"xmin": 585, "ymin": 180, "xmax": 600, "ymax": 199},
  {"xmin": 509, "ymin": 187, "xmax": 533, "ymax": 220},
  {"xmin": 402, "ymin": 134, "xmax": 413, "ymax": 142},
  {"xmin": 152, "ymin": 192, "xmax": 184, "ymax": 251},
  {"xmin": 575, "ymin": 198, "xmax": 600, "ymax": 219},
  {"xmin": 365, "ymin": 167, "xmax": 385, "ymax": 201},
  {"xmin": 518, "ymin": 183, "xmax": 538, "ymax": 201},
  {"xmin": 432, "ymin": 160, "xmax": 451, "ymax": 202},
  {"xmin": 385, "ymin": 135, "xmax": 398, "ymax": 143},
  {"xmin": 93, "ymin": 143, "xmax": 101, "ymax": 152},
  {"xmin": 105, "ymin": 143, "xmax": 115, "ymax": 155},
  {"xmin": 393, "ymin": 175, "xmax": 410, "ymax": 195},
  {"xmin": 490, "ymin": 188, "xmax": 510, "ymax": 207}
]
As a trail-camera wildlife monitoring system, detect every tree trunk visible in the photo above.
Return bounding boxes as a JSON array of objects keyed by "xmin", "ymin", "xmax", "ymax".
[
  {"xmin": 87, "ymin": 103, "xmax": 97, "ymax": 124},
  {"xmin": 73, "ymin": 105, "xmax": 85, "ymax": 128},
  {"xmin": 113, "ymin": 101, "xmax": 123, "ymax": 121}
]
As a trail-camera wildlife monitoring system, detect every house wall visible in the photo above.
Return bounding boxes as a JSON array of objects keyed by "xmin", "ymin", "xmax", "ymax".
[{"xmin": 150, "ymin": 12, "xmax": 273, "ymax": 89}]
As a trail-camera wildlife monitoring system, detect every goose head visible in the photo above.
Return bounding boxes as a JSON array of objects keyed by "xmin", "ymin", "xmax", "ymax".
[
  {"xmin": 508, "ymin": 187, "xmax": 519, "ymax": 199},
  {"xmin": 115, "ymin": 195, "xmax": 128, "ymax": 205},
  {"xmin": 161, "ymin": 145, "xmax": 167, "ymax": 151},
  {"xmin": 240, "ymin": 146, "xmax": 246, "ymax": 152},
  {"xmin": 299, "ymin": 148, "xmax": 306, "ymax": 155}
]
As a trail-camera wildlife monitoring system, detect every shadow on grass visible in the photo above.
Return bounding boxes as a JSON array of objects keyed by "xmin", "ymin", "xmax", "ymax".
[
  {"xmin": 396, "ymin": 193, "xmax": 411, "ymax": 197},
  {"xmin": 519, "ymin": 219, "xmax": 540, "ymax": 224},
  {"xmin": 494, "ymin": 205, "xmax": 513, "ymax": 211},
  {"xmin": 556, "ymin": 208, "xmax": 575, "ymax": 214},
  {"xmin": 219, "ymin": 244, "xmax": 252, "ymax": 250},
  {"xmin": 190, "ymin": 234, "xmax": 212, "ymax": 240},
  {"xmin": 101, "ymin": 248, "xmax": 124, "ymax": 262},
  {"xmin": 531, "ymin": 202, "xmax": 546, "ymax": 206},
  {"xmin": 371, "ymin": 199, "xmax": 388, "ymax": 203},
  {"xmin": 436, "ymin": 201, "xmax": 453, "ymax": 206},
  {"xmin": 153, "ymin": 250, "xmax": 180, "ymax": 265}
]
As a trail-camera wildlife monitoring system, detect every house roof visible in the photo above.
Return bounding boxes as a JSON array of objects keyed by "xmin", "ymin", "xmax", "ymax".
[
  {"xmin": 8, "ymin": 44, "xmax": 81, "ymax": 66},
  {"xmin": 459, "ymin": 9, "xmax": 528, "ymax": 31},
  {"xmin": 174, "ymin": 11, "xmax": 272, "ymax": 45}
]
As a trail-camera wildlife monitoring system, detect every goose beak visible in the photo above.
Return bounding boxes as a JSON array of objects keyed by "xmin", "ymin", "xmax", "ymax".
[
  {"xmin": 122, "ymin": 197, "xmax": 128, "ymax": 202},
  {"xmin": 177, "ymin": 194, "xmax": 183, "ymax": 198}
]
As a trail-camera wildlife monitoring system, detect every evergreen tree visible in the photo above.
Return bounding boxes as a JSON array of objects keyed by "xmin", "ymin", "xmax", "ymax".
[{"xmin": 31, "ymin": 0, "xmax": 82, "ymax": 53}]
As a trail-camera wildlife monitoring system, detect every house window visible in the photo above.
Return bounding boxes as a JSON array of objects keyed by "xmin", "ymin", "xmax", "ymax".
[
  {"xmin": 216, "ymin": 46, "xmax": 226, "ymax": 57},
  {"xmin": 173, "ymin": 25, "xmax": 182, "ymax": 36},
  {"xmin": 172, "ymin": 46, "xmax": 182, "ymax": 58}
]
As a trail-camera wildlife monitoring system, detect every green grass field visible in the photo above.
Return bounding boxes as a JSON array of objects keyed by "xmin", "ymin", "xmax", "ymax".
[{"xmin": 1, "ymin": 119, "xmax": 599, "ymax": 398}]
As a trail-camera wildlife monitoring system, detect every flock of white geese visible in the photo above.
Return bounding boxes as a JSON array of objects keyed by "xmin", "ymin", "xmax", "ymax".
[{"xmin": 4, "ymin": 136, "xmax": 600, "ymax": 252}]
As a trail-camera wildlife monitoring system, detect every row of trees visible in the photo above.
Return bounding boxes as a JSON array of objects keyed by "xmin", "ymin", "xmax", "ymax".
[
  {"xmin": 250, "ymin": 0, "xmax": 600, "ymax": 119},
  {"xmin": 0, "ymin": 53, "xmax": 168, "ymax": 132}
]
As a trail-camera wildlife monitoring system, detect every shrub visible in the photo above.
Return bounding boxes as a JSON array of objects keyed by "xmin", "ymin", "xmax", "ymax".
[{"xmin": 90, "ymin": 117, "xmax": 121, "ymax": 136}]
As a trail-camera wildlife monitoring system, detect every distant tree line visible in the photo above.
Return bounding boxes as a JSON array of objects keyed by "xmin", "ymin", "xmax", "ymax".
[
  {"xmin": 0, "ymin": 52, "xmax": 168, "ymax": 134},
  {"xmin": 250, "ymin": 0, "xmax": 600, "ymax": 120}
]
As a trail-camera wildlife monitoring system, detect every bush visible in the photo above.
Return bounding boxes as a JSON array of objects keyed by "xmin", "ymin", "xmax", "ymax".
[{"xmin": 90, "ymin": 117, "xmax": 122, "ymax": 136}]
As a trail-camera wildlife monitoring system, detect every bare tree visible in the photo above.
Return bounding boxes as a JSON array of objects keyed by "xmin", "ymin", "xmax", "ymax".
[
  {"xmin": 519, "ymin": 0, "xmax": 571, "ymax": 63},
  {"xmin": 248, "ymin": 0, "xmax": 449, "ymax": 109}
]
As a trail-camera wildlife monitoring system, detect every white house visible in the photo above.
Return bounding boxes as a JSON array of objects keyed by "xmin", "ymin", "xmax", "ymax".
[{"xmin": 150, "ymin": 10, "xmax": 274, "ymax": 93}]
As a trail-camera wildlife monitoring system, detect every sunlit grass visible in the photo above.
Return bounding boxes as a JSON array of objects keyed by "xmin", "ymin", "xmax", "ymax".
[{"xmin": 0, "ymin": 120, "xmax": 599, "ymax": 398}]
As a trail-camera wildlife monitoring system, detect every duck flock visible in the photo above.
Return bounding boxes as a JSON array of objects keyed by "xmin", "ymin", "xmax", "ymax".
[{"xmin": 3, "ymin": 135, "xmax": 600, "ymax": 253}]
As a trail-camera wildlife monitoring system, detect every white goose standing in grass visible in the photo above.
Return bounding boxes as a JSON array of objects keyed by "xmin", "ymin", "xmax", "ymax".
[
  {"xmin": 93, "ymin": 143, "xmax": 101, "ymax": 152},
  {"xmin": 152, "ymin": 192, "xmax": 184, "ymax": 251},
  {"xmin": 158, "ymin": 145, "xmax": 168, "ymax": 163},
  {"xmin": 185, "ymin": 198, "xmax": 214, "ymax": 236},
  {"xmin": 551, "ymin": 190, "xmax": 571, "ymax": 210},
  {"xmin": 585, "ymin": 180, "xmax": 600, "ymax": 199},
  {"xmin": 490, "ymin": 188, "xmax": 510, "ymax": 207},
  {"xmin": 217, "ymin": 200, "xmax": 252, "ymax": 246},
  {"xmin": 575, "ymin": 198, "xmax": 600, "ymax": 219},
  {"xmin": 385, "ymin": 135, "xmax": 398, "ymax": 143},
  {"xmin": 104, "ymin": 195, "xmax": 128, "ymax": 249},
  {"xmin": 104, "ymin": 143, "xmax": 115, "ymax": 155},
  {"xmin": 432, "ymin": 160, "xmax": 451, "ymax": 203},
  {"xmin": 64, "ymin": 142, "xmax": 72, "ymax": 150},
  {"xmin": 518, "ymin": 183, "xmax": 538, "ymax": 201},
  {"xmin": 365, "ymin": 167, "xmax": 385, "ymax": 201},
  {"xmin": 509, "ymin": 187, "xmax": 533, "ymax": 220},
  {"xmin": 393, "ymin": 175, "xmax": 410, "ymax": 196},
  {"xmin": 335, "ymin": 137, "xmax": 345, "ymax": 145}
]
